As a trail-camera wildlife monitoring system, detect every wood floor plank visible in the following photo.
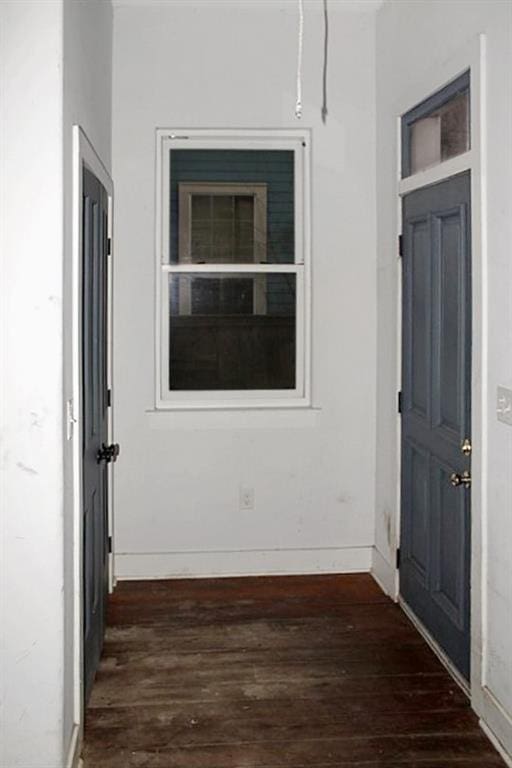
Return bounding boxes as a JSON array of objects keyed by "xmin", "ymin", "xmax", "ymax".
[
  {"xmin": 101, "ymin": 613, "xmax": 424, "ymax": 654},
  {"xmin": 85, "ymin": 708, "xmax": 483, "ymax": 749},
  {"xmin": 86, "ymin": 688, "xmax": 469, "ymax": 726},
  {"xmin": 111, "ymin": 574, "xmax": 389, "ymax": 605},
  {"xmin": 88, "ymin": 673, "xmax": 465, "ymax": 710},
  {"xmin": 83, "ymin": 574, "xmax": 505, "ymax": 767},
  {"xmin": 83, "ymin": 732, "xmax": 504, "ymax": 768},
  {"xmin": 92, "ymin": 642, "xmax": 443, "ymax": 679},
  {"xmin": 88, "ymin": 671, "xmax": 465, "ymax": 709}
]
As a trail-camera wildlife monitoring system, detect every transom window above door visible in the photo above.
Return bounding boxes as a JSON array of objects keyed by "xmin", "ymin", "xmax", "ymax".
[
  {"xmin": 402, "ymin": 70, "xmax": 470, "ymax": 178},
  {"xmin": 156, "ymin": 131, "xmax": 310, "ymax": 409}
]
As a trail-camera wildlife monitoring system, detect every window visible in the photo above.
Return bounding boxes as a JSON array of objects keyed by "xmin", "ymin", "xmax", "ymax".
[
  {"xmin": 156, "ymin": 131, "xmax": 310, "ymax": 408},
  {"xmin": 402, "ymin": 71, "xmax": 470, "ymax": 177}
]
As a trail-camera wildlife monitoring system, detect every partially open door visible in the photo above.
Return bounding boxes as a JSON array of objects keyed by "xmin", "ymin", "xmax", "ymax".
[{"xmin": 82, "ymin": 165, "xmax": 112, "ymax": 702}]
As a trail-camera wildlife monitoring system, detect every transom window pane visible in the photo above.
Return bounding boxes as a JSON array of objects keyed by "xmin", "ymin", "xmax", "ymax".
[
  {"xmin": 402, "ymin": 72, "xmax": 470, "ymax": 178},
  {"xmin": 168, "ymin": 273, "xmax": 296, "ymax": 391}
]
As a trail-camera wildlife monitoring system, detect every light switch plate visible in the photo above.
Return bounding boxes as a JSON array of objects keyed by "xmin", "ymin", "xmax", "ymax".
[{"xmin": 497, "ymin": 386, "xmax": 512, "ymax": 426}]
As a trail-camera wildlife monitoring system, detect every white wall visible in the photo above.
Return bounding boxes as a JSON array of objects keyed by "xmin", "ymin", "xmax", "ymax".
[
  {"xmin": 373, "ymin": 0, "xmax": 512, "ymax": 757},
  {"xmin": 112, "ymin": 0, "xmax": 378, "ymax": 579},
  {"xmin": 0, "ymin": 3, "xmax": 65, "ymax": 766},
  {"xmin": 0, "ymin": 2, "xmax": 112, "ymax": 766}
]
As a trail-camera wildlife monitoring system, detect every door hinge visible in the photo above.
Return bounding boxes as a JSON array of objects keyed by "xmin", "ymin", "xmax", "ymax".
[
  {"xmin": 396, "ymin": 548, "xmax": 401, "ymax": 569},
  {"xmin": 398, "ymin": 234, "xmax": 403, "ymax": 257},
  {"xmin": 107, "ymin": 388, "xmax": 112, "ymax": 407},
  {"xmin": 107, "ymin": 237, "xmax": 112, "ymax": 256},
  {"xmin": 108, "ymin": 536, "xmax": 112, "ymax": 554},
  {"xmin": 398, "ymin": 390, "xmax": 403, "ymax": 414}
]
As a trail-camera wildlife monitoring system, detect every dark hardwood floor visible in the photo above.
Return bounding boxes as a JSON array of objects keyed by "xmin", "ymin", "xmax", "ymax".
[{"xmin": 83, "ymin": 574, "xmax": 505, "ymax": 767}]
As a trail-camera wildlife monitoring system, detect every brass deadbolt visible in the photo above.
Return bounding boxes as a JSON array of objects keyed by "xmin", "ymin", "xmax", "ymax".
[{"xmin": 461, "ymin": 438, "xmax": 472, "ymax": 456}]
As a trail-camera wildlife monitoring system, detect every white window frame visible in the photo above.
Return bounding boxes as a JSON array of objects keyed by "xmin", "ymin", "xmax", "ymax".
[{"xmin": 155, "ymin": 128, "xmax": 311, "ymax": 410}]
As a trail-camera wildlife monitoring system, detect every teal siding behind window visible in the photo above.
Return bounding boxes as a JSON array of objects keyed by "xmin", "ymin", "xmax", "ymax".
[{"xmin": 169, "ymin": 149, "xmax": 295, "ymax": 265}]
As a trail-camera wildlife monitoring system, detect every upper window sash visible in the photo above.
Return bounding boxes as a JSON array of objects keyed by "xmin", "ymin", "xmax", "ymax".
[{"xmin": 159, "ymin": 134, "xmax": 307, "ymax": 267}]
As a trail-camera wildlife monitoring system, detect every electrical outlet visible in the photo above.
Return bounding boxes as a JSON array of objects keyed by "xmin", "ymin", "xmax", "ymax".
[{"xmin": 239, "ymin": 486, "xmax": 254, "ymax": 510}]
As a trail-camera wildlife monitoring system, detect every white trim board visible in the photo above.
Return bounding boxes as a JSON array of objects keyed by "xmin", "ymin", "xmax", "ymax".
[
  {"xmin": 479, "ymin": 687, "xmax": 512, "ymax": 762},
  {"xmin": 112, "ymin": 0, "xmax": 385, "ymax": 12},
  {"xmin": 65, "ymin": 723, "xmax": 81, "ymax": 768},
  {"xmin": 115, "ymin": 546, "xmax": 372, "ymax": 580},
  {"xmin": 398, "ymin": 150, "xmax": 472, "ymax": 197},
  {"xmin": 154, "ymin": 128, "xmax": 311, "ymax": 410},
  {"xmin": 371, "ymin": 546, "xmax": 398, "ymax": 600},
  {"xmin": 71, "ymin": 125, "xmax": 114, "ymax": 751},
  {"xmin": 480, "ymin": 716, "xmax": 512, "ymax": 768}
]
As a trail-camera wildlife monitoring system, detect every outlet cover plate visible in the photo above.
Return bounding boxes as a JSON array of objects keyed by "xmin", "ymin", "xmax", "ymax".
[{"xmin": 239, "ymin": 486, "xmax": 254, "ymax": 510}]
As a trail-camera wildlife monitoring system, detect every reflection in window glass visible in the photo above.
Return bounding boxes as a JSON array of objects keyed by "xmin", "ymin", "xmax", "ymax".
[
  {"xmin": 190, "ymin": 277, "xmax": 254, "ymax": 315},
  {"xmin": 190, "ymin": 194, "xmax": 255, "ymax": 264},
  {"xmin": 170, "ymin": 149, "xmax": 294, "ymax": 264},
  {"xmin": 410, "ymin": 92, "xmax": 469, "ymax": 175},
  {"xmin": 403, "ymin": 72, "xmax": 470, "ymax": 177},
  {"xmin": 168, "ymin": 273, "xmax": 296, "ymax": 391}
]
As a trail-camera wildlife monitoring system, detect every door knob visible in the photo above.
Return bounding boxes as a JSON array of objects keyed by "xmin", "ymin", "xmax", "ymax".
[
  {"xmin": 450, "ymin": 470, "xmax": 471, "ymax": 488},
  {"xmin": 97, "ymin": 442, "xmax": 120, "ymax": 464}
]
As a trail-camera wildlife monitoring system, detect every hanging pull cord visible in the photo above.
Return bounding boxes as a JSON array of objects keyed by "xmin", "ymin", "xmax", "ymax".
[
  {"xmin": 321, "ymin": 0, "xmax": 328, "ymax": 124},
  {"xmin": 295, "ymin": 0, "xmax": 304, "ymax": 119}
]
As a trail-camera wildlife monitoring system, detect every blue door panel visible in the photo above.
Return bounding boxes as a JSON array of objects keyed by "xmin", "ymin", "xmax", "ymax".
[
  {"xmin": 400, "ymin": 172, "xmax": 471, "ymax": 681},
  {"xmin": 82, "ymin": 167, "xmax": 109, "ymax": 703}
]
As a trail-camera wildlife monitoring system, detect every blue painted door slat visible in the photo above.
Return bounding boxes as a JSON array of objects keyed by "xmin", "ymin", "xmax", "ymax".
[
  {"xmin": 82, "ymin": 166, "xmax": 109, "ymax": 703},
  {"xmin": 400, "ymin": 171, "xmax": 471, "ymax": 680}
]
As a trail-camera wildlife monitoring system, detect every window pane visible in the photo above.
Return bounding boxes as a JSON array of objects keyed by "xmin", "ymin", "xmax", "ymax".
[
  {"xmin": 168, "ymin": 273, "xmax": 296, "ymax": 390},
  {"xmin": 212, "ymin": 220, "xmax": 235, "ymax": 262},
  {"xmin": 170, "ymin": 149, "xmax": 294, "ymax": 264},
  {"xmin": 211, "ymin": 195, "xmax": 233, "ymax": 220},
  {"xmin": 235, "ymin": 196, "xmax": 253, "ymax": 221},
  {"xmin": 191, "ymin": 195, "xmax": 210, "ymax": 220},
  {"xmin": 407, "ymin": 87, "xmax": 470, "ymax": 176}
]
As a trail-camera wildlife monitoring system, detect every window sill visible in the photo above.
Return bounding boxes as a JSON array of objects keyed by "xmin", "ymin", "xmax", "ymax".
[{"xmin": 145, "ymin": 405, "xmax": 322, "ymax": 430}]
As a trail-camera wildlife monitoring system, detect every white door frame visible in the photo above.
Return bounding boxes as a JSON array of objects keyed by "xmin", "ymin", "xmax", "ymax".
[
  {"xmin": 393, "ymin": 33, "xmax": 488, "ymax": 715},
  {"xmin": 71, "ymin": 125, "xmax": 115, "ymax": 752}
]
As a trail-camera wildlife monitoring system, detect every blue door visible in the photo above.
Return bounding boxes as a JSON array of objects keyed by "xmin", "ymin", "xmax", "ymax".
[
  {"xmin": 400, "ymin": 172, "xmax": 471, "ymax": 680},
  {"xmin": 82, "ymin": 166, "xmax": 110, "ymax": 702}
]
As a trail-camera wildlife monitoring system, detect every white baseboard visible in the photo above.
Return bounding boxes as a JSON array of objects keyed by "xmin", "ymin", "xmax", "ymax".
[
  {"xmin": 371, "ymin": 546, "xmax": 397, "ymax": 599},
  {"xmin": 480, "ymin": 719, "xmax": 512, "ymax": 767},
  {"xmin": 477, "ymin": 687, "xmax": 512, "ymax": 765},
  {"xmin": 65, "ymin": 723, "xmax": 81, "ymax": 768},
  {"xmin": 115, "ymin": 546, "xmax": 372, "ymax": 580}
]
